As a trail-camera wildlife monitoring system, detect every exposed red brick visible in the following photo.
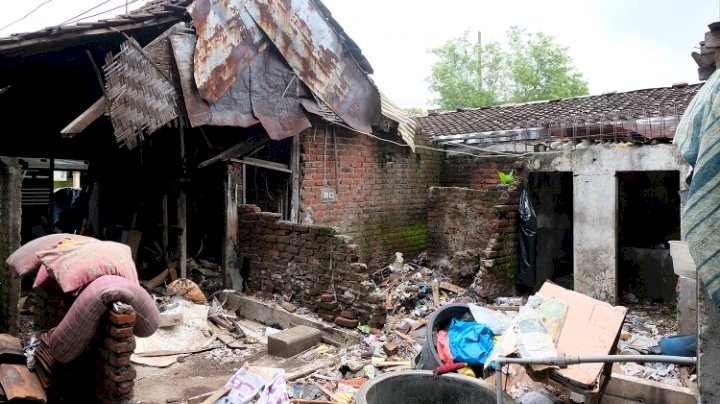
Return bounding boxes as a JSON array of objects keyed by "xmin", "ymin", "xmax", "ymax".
[
  {"xmin": 339, "ymin": 310, "xmax": 356, "ymax": 319},
  {"xmin": 104, "ymin": 337, "xmax": 136, "ymax": 354},
  {"xmin": 107, "ymin": 311, "xmax": 136, "ymax": 326},
  {"xmin": 334, "ymin": 316, "xmax": 359, "ymax": 328},
  {"xmin": 108, "ymin": 325, "xmax": 134, "ymax": 339}
]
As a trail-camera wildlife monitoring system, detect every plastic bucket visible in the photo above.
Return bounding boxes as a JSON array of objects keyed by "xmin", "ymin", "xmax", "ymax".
[
  {"xmin": 669, "ymin": 241, "xmax": 697, "ymax": 279},
  {"xmin": 355, "ymin": 370, "xmax": 513, "ymax": 404},
  {"xmin": 420, "ymin": 304, "xmax": 471, "ymax": 370}
]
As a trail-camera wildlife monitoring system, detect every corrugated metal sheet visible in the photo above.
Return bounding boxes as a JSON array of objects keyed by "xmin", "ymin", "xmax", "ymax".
[
  {"xmin": 380, "ymin": 92, "xmax": 416, "ymax": 151},
  {"xmin": 244, "ymin": 0, "xmax": 381, "ymax": 134},
  {"xmin": 250, "ymin": 47, "xmax": 312, "ymax": 140},
  {"xmin": 188, "ymin": 0, "xmax": 267, "ymax": 104},
  {"xmin": 170, "ymin": 33, "xmax": 258, "ymax": 128}
]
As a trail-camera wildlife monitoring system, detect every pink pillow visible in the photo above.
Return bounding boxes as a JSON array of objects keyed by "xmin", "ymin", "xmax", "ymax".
[
  {"xmin": 37, "ymin": 241, "xmax": 139, "ymax": 293},
  {"xmin": 32, "ymin": 265, "xmax": 53, "ymax": 289},
  {"xmin": 6, "ymin": 234, "xmax": 98, "ymax": 278}
]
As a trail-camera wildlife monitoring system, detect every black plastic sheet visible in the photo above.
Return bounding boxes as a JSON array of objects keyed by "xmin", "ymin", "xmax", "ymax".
[{"xmin": 517, "ymin": 189, "xmax": 537, "ymax": 288}]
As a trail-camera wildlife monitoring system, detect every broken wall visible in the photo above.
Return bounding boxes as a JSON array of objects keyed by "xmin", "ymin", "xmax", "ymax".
[
  {"xmin": 442, "ymin": 155, "xmax": 521, "ymax": 189},
  {"xmin": 427, "ymin": 186, "xmax": 518, "ymax": 298},
  {"xmin": 299, "ymin": 127, "xmax": 442, "ymax": 268},
  {"xmin": 237, "ymin": 204, "xmax": 386, "ymax": 325},
  {"xmin": 0, "ymin": 163, "xmax": 22, "ymax": 333}
]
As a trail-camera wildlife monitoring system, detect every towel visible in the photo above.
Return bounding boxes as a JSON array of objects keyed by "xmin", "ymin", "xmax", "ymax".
[{"xmin": 674, "ymin": 70, "xmax": 720, "ymax": 306}]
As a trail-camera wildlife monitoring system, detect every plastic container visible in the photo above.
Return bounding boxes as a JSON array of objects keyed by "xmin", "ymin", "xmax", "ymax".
[
  {"xmin": 419, "ymin": 304, "xmax": 471, "ymax": 370},
  {"xmin": 355, "ymin": 370, "xmax": 513, "ymax": 404},
  {"xmin": 669, "ymin": 241, "xmax": 697, "ymax": 279}
]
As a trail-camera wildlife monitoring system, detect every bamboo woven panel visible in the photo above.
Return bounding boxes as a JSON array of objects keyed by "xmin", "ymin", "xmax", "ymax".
[{"xmin": 103, "ymin": 36, "xmax": 179, "ymax": 149}]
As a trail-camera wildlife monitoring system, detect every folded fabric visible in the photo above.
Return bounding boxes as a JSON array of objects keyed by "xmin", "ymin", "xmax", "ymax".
[
  {"xmin": 448, "ymin": 318, "xmax": 494, "ymax": 365},
  {"xmin": 674, "ymin": 70, "xmax": 720, "ymax": 307},
  {"xmin": 436, "ymin": 330, "xmax": 454, "ymax": 365},
  {"xmin": 49, "ymin": 275, "xmax": 159, "ymax": 363},
  {"xmin": 37, "ymin": 241, "xmax": 138, "ymax": 294},
  {"xmin": 6, "ymin": 234, "xmax": 98, "ymax": 278},
  {"xmin": 32, "ymin": 265, "xmax": 53, "ymax": 289}
]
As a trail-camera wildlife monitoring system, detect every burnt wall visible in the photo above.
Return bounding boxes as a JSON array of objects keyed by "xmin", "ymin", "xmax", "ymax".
[
  {"xmin": 237, "ymin": 204, "xmax": 386, "ymax": 326},
  {"xmin": 299, "ymin": 127, "xmax": 442, "ymax": 269},
  {"xmin": 0, "ymin": 164, "xmax": 22, "ymax": 333}
]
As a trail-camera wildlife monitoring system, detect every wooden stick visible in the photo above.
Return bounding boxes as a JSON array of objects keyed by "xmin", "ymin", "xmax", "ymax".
[
  {"xmin": 143, "ymin": 268, "xmax": 169, "ymax": 289},
  {"xmin": 431, "ymin": 279, "xmax": 440, "ymax": 307},
  {"xmin": 393, "ymin": 329, "xmax": 418, "ymax": 344},
  {"xmin": 286, "ymin": 358, "xmax": 336, "ymax": 381},
  {"xmin": 439, "ymin": 281, "xmax": 466, "ymax": 294},
  {"xmin": 200, "ymin": 387, "xmax": 230, "ymax": 404},
  {"xmin": 134, "ymin": 345, "xmax": 222, "ymax": 357}
]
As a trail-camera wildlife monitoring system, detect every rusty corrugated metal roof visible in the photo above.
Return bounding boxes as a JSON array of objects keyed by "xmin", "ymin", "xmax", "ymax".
[{"xmin": 244, "ymin": 0, "xmax": 381, "ymax": 135}]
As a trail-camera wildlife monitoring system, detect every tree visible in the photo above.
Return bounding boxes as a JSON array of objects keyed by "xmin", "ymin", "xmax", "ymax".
[
  {"xmin": 428, "ymin": 27, "xmax": 589, "ymax": 110},
  {"xmin": 403, "ymin": 107, "xmax": 426, "ymax": 117}
]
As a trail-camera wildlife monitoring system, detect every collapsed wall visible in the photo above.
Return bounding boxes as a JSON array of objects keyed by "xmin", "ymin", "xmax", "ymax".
[
  {"xmin": 427, "ymin": 186, "xmax": 519, "ymax": 298},
  {"xmin": 237, "ymin": 204, "xmax": 386, "ymax": 326}
]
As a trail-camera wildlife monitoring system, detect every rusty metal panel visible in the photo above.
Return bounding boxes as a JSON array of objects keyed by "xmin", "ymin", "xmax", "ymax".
[
  {"xmin": 244, "ymin": 0, "xmax": 381, "ymax": 134},
  {"xmin": 250, "ymin": 47, "xmax": 312, "ymax": 140},
  {"xmin": 103, "ymin": 35, "xmax": 179, "ymax": 149},
  {"xmin": 188, "ymin": 0, "xmax": 268, "ymax": 104},
  {"xmin": 170, "ymin": 34, "xmax": 258, "ymax": 128},
  {"xmin": 0, "ymin": 364, "xmax": 47, "ymax": 402}
]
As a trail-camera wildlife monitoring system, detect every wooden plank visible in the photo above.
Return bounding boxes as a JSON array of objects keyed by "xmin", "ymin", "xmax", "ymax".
[
  {"xmin": 222, "ymin": 164, "xmax": 242, "ymax": 290},
  {"xmin": 439, "ymin": 281, "xmax": 466, "ymax": 294},
  {"xmin": 61, "ymin": 97, "xmax": 106, "ymax": 136},
  {"xmin": 200, "ymin": 387, "xmax": 230, "ymax": 404},
  {"xmin": 231, "ymin": 157, "xmax": 292, "ymax": 173},
  {"xmin": 290, "ymin": 134, "xmax": 301, "ymax": 223},
  {"xmin": 177, "ymin": 132, "xmax": 188, "ymax": 279},
  {"xmin": 198, "ymin": 137, "xmax": 269, "ymax": 168},
  {"xmin": 603, "ymin": 373, "xmax": 697, "ymax": 404},
  {"xmin": 431, "ymin": 279, "xmax": 440, "ymax": 306}
]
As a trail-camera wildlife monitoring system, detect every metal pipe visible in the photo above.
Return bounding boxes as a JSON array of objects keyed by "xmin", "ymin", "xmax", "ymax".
[{"xmin": 494, "ymin": 355, "xmax": 697, "ymax": 404}]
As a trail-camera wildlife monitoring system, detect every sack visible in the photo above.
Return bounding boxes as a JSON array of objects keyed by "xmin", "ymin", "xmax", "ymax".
[{"xmin": 6, "ymin": 234, "xmax": 97, "ymax": 278}]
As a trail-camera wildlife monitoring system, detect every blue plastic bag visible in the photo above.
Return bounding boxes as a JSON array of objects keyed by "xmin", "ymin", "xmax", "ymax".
[{"xmin": 447, "ymin": 318, "xmax": 495, "ymax": 365}]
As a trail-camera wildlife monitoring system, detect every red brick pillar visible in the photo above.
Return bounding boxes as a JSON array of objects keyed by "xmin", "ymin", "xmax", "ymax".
[{"xmin": 95, "ymin": 306, "xmax": 137, "ymax": 403}]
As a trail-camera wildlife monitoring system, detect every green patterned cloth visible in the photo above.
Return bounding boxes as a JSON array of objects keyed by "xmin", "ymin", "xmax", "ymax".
[{"xmin": 674, "ymin": 70, "xmax": 720, "ymax": 306}]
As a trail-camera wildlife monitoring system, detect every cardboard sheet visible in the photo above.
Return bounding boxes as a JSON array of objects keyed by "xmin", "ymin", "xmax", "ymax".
[{"xmin": 539, "ymin": 282, "xmax": 627, "ymax": 389}]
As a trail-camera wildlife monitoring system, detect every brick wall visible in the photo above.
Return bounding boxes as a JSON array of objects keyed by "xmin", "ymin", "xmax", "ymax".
[
  {"xmin": 442, "ymin": 155, "xmax": 522, "ymax": 190},
  {"xmin": 299, "ymin": 127, "xmax": 442, "ymax": 269},
  {"xmin": 237, "ymin": 204, "xmax": 386, "ymax": 326},
  {"xmin": 0, "ymin": 164, "xmax": 22, "ymax": 333},
  {"xmin": 427, "ymin": 183, "xmax": 521, "ymax": 299}
]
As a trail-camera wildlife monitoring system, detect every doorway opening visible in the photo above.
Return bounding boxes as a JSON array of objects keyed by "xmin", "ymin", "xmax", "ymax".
[{"xmin": 617, "ymin": 171, "xmax": 680, "ymax": 303}]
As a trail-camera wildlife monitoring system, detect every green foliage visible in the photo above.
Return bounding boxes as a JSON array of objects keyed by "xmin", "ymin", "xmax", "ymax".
[
  {"xmin": 403, "ymin": 107, "xmax": 426, "ymax": 118},
  {"xmin": 498, "ymin": 170, "xmax": 514, "ymax": 185},
  {"xmin": 428, "ymin": 27, "xmax": 589, "ymax": 110}
]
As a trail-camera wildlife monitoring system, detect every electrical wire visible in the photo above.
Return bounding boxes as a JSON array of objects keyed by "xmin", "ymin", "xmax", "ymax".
[
  {"xmin": 59, "ymin": 0, "xmax": 115, "ymax": 26},
  {"xmin": 61, "ymin": 0, "xmax": 144, "ymax": 26},
  {"xmin": 0, "ymin": 0, "xmax": 57, "ymax": 33}
]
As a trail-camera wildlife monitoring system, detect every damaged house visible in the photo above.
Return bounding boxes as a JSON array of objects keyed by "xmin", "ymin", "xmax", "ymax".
[
  {"xmin": 0, "ymin": 0, "xmax": 441, "ymax": 339},
  {"xmin": 417, "ymin": 83, "xmax": 701, "ymax": 305}
]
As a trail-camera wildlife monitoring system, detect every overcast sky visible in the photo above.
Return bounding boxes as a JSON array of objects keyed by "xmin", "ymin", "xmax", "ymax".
[{"xmin": 1, "ymin": 0, "xmax": 717, "ymax": 109}]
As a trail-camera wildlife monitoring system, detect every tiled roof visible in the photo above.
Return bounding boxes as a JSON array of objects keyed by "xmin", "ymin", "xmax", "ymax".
[
  {"xmin": 416, "ymin": 84, "xmax": 703, "ymax": 137},
  {"xmin": 0, "ymin": 0, "xmax": 192, "ymax": 53}
]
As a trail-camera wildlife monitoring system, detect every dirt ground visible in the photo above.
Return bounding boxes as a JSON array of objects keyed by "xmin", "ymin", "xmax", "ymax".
[{"xmin": 134, "ymin": 347, "xmax": 311, "ymax": 404}]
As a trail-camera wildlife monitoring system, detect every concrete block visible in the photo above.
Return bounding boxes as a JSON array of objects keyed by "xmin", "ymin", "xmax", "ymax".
[
  {"xmin": 677, "ymin": 276, "xmax": 697, "ymax": 335},
  {"xmin": 267, "ymin": 325, "xmax": 322, "ymax": 358}
]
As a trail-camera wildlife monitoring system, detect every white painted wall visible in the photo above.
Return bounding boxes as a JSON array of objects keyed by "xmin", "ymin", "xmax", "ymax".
[{"xmin": 530, "ymin": 144, "xmax": 689, "ymax": 303}]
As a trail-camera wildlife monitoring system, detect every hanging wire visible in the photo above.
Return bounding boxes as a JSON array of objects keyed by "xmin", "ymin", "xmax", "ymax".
[{"xmin": 1, "ymin": 0, "xmax": 57, "ymax": 33}]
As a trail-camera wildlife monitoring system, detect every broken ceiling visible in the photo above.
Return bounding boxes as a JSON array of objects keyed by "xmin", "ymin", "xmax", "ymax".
[{"xmin": 60, "ymin": 0, "xmax": 415, "ymax": 150}]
